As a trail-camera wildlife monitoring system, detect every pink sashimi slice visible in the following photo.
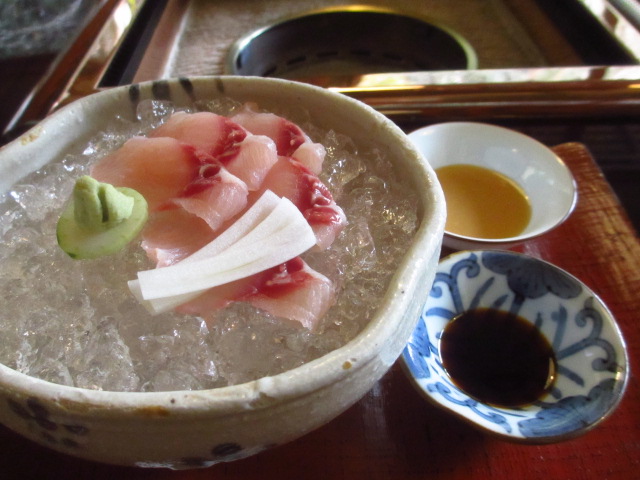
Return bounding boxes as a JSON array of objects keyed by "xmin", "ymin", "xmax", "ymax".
[
  {"xmin": 149, "ymin": 110, "xmax": 278, "ymax": 190},
  {"xmin": 101, "ymin": 110, "xmax": 341, "ymax": 329},
  {"xmin": 176, "ymin": 257, "xmax": 334, "ymax": 331},
  {"xmin": 172, "ymin": 162, "xmax": 249, "ymax": 231},
  {"xmin": 141, "ymin": 208, "xmax": 217, "ymax": 267},
  {"xmin": 175, "ymin": 273, "xmax": 267, "ymax": 317},
  {"xmin": 249, "ymin": 156, "xmax": 347, "ymax": 249},
  {"xmin": 245, "ymin": 257, "xmax": 335, "ymax": 331},
  {"xmin": 231, "ymin": 103, "xmax": 326, "ymax": 175},
  {"xmin": 149, "ymin": 111, "xmax": 247, "ymax": 161},
  {"xmin": 222, "ymin": 134, "xmax": 279, "ymax": 191},
  {"xmin": 90, "ymin": 136, "xmax": 199, "ymax": 211},
  {"xmin": 291, "ymin": 141, "xmax": 326, "ymax": 175},
  {"xmin": 231, "ymin": 103, "xmax": 311, "ymax": 156}
]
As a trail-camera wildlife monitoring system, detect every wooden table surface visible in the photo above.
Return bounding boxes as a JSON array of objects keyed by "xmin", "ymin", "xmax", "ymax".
[{"xmin": 1, "ymin": 142, "xmax": 638, "ymax": 479}]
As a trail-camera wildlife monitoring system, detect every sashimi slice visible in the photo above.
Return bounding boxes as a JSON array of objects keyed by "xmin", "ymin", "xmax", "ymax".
[
  {"xmin": 251, "ymin": 156, "xmax": 347, "ymax": 249},
  {"xmin": 231, "ymin": 103, "xmax": 310, "ymax": 157},
  {"xmin": 222, "ymin": 134, "xmax": 278, "ymax": 190},
  {"xmin": 178, "ymin": 258, "xmax": 334, "ymax": 331},
  {"xmin": 150, "ymin": 110, "xmax": 278, "ymax": 191},
  {"xmin": 185, "ymin": 190, "xmax": 281, "ymax": 262},
  {"xmin": 246, "ymin": 257, "xmax": 334, "ymax": 331},
  {"xmin": 172, "ymin": 163, "xmax": 249, "ymax": 231},
  {"xmin": 149, "ymin": 111, "xmax": 247, "ymax": 161},
  {"xmin": 90, "ymin": 136, "xmax": 199, "ymax": 211},
  {"xmin": 141, "ymin": 208, "xmax": 216, "ymax": 267},
  {"xmin": 175, "ymin": 272, "xmax": 270, "ymax": 317},
  {"xmin": 291, "ymin": 142, "xmax": 326, "ymax": 175}
]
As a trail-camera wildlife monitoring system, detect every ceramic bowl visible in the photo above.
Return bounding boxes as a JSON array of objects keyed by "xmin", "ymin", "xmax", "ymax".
[
  {"xmin": 0, "ymin": 76, "xmax": 445, "ymax": 468},
  {"xmin": 408, "ymin": 122, "xmax": 578, "ymax": 250},
  {"xmin": 402, "ymin": 250, "xmax": 628, "ymax": 443}
]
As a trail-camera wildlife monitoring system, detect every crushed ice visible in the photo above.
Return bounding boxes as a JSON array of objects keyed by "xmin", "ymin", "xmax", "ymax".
[{"xmin": 0, "ymin": 99, "xmax": 418, "ymax": 391}]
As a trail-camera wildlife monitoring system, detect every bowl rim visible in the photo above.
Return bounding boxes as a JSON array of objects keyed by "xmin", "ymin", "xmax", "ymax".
[
  {"xmin": 407, "ymin": 121, "xmax": 579, "ymax": 245},
  {"xmin": 401, "ymin": 249, "xmax": 630, "ymax": 444},
  {"xmin": 0, "ymin": 76, "xmax": 446, "ymax": 415}
]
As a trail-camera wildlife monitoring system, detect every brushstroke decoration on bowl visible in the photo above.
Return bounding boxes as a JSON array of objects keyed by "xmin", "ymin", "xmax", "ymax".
[{"xmin": 402, "ymin": 250, "xmax": 628, "ymax": 443}]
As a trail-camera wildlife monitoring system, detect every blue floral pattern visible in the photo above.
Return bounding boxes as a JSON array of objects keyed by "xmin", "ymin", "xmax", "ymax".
[{"xmin": 402, "ymin": 250, "xmax": 628, "ymax": 442}]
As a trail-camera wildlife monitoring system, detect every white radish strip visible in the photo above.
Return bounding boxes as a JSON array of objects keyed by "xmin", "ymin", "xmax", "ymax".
[
  {"xmin": 128, "ymin": 280, "xmax": 153, "ymax": 309},
  {"xmin": 140, "ymin": 223, "xmax": 313, "ymax": 301},
  {"xmin": 136, "ymin": 197, "xmax": 315, "ymax": 300},
  {"xmin": 135, "ymin": 199, "xmax": 301, "ymax": 313},
  {"xmin": 185, "ymin": 189, "xmax": 281, "ymax": 262},
  {"xmin": 222, "ymin": 195, "xmax": 307, "ymax": 250},
  {"xmin": 128, "ymin": 190, "xmax": 282, "ymax": 313},
  {"xmin": 129, "ymin": 190, "xmax": 279, "ymax": 290},
  {"xmin": 134, "ymin": 288, "xmax": 189, "ymax": 315},
  {"xmin": 138, "ymin": 205, "xmax": 310, "ymax": 299}
]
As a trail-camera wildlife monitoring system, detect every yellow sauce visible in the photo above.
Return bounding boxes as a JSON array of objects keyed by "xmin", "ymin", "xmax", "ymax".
[{"xmin": 435, "ymin": 164, "xmax": 532, "ymax": 239}]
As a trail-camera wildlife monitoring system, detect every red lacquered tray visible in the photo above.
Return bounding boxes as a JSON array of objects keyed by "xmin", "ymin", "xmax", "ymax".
[{"xmin": 1, "ymin": 143, "xmax": 639, "ymax": 479}]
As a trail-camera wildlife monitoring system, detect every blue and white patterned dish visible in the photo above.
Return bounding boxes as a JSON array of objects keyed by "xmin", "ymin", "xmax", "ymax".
[{"xmin": 402, "ymin": 250, "xmax": 628, "ymax": 443}]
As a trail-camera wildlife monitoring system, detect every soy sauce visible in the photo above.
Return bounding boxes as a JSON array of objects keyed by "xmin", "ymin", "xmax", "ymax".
[{"xmin": 440, "ymin": 308, "xmax": 557, "ymax": 408}]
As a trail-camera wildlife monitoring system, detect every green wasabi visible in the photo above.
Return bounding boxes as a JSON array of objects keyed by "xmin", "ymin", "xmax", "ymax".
[{"xmin": 56, "ymin": 176, "xmax": 148, "ymax": 259}]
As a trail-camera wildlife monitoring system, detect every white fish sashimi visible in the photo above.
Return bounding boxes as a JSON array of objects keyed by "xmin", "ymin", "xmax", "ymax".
[
  {"xmin": 90, "ymin": 136, "xmax": 200, "ymax": 211},
  {"xmin": 149, "ymin": 111, "xmax": 246, "ymax": 159},
  {"xmin": 246, "ymin": 258, "xmax": 335, "ymax": 331},
  {"xmin": 250, "ymin": 156, "xmax": 347, "ymax": 250},
  {"xmin": 149, "ymin": 110, "xmax": 278, "ymax": 191},
  {"xmin": 292, "ymin": 142, "xmax": 326, "ymax": 175},
  {"xmin": 140, "ymin": 208, "xmax": 216, "ymax": 267},
  {"xmin": 223, "ymin": 134, "xmax": 279, "ymax": 190},
  {"xmin": 119, "ymin": 108, "xmax": 342, "ymax": 328},
  {"xmin": 171, "ymin": 163, "xmax": 249, "ymax": 231},
  {"xmin": 175, "ymin": 258, "xmax": 335, "ymax": 331},
  {"xmin": 231, "ymin": 102, "xmax": 326, "ymax": 173}
]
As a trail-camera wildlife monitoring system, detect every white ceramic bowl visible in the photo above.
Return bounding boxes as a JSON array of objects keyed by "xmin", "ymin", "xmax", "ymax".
[
  {"xmin": 402, "ymin": 250, "xmax": 628, "ymax": 443},
  {"xmin": 408, "ymin": 122, "xmax": 578, "ymax": 250},
  {"xmin": 0, "ymin": 77, "xmax": 446, "ymax": 468}
]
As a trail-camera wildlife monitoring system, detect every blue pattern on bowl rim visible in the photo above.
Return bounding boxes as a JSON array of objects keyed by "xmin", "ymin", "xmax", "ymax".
[{"xmin": 401, "ymin": 250, "xmax": 629, "ymax": 443}]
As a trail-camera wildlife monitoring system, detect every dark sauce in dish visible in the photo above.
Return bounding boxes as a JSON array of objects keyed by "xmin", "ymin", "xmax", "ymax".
[{"xmin": 440, "ymin": 308, "xmax": 557, "ymax": 408}]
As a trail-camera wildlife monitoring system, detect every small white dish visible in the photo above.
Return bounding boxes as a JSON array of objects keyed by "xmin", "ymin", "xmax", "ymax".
[
  {"xmin": 402, "ymin": 250, "xmax": 628, "ymax": 443},
  {"xmin": 408, "ymin": 122, "xmax": 578, "ymax": 250}
]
